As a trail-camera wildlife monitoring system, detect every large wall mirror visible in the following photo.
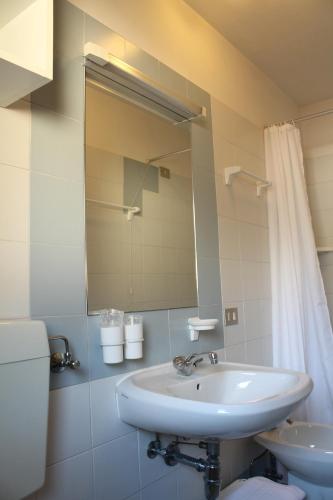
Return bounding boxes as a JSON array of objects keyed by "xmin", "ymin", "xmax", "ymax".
[{"xmin": 85, "ymin": 55, "xmax": 200, "ymax": 313}]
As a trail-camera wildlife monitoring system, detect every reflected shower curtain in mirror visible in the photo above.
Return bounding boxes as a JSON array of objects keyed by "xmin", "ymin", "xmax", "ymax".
[{"xmin": 265, "ymin": 123, "xmax": 333, "ymax": 423}]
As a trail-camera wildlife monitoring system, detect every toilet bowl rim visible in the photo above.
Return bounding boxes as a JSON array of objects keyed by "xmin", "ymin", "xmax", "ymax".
[{"xmin": 255, "ymin": 420, "xmax": 333, "ymax": 455}]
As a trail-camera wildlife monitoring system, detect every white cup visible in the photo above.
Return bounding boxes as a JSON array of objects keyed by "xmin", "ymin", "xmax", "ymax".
[
  {"xmin": 125, "ymin": 339, "xmax": 143, "ymax": 359},
  {"xmin": 102, "ymin": 343, "xmax": 124, "ymax": 364},
  {"xmin": 101, "ymin": 325, "xmax": 123, "ymax": 345},
  {"xmin": 125, "ymin": 315, "xmax": 143, "ymax": 341}
]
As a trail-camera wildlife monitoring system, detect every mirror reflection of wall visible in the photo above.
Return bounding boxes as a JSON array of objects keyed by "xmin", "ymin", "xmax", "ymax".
[{"xmin": 85, "ymin": 81, "xmax": 197, "ymax": 313}]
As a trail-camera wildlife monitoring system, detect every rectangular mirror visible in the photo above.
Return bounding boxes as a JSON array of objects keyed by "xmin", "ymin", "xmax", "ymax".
[{"xmin": 85, "ymin": 77, "xmax": 198, "ymax": 313}]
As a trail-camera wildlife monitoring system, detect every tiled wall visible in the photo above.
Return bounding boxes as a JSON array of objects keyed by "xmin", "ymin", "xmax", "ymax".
[
  {"xmin": 0, "ymin": 100, "xmax": 30, "ymax": 319},
  {"xmin": 300, "ymin": 100, "xmax": 333, "ymax": 324},
  {"xmin": 26, "ymin": 1, "xmax": 234, "ymax": 498},
  {"xmin": 1, "ymin": 1, "xmax": 277, "ymax": 498},
  {"xmin": 29, "ymin": 0, "xmax": 222, "ymax": 390},
  {"xmin": 26, "ymin": 350, "xmax": 257, "ymax": 500},
  {"xmin": 27, "ymin": 350, "xmax": 265, "ymax": 500},
  {"xmin": 212, "ymin": 98, "xmax": 272, "ymax": 366},
  {"xmin": 28, "ymin": 4, "xmax": 271, "ymax": 494},
  {"xmin": 210, "ymin": 98, "xmax": 273, "ymax": 488}
]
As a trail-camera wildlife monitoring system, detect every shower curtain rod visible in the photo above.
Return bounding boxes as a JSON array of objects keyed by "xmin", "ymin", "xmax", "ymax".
[
  {"xmin": 266, "ymin": 107, "xmax": 333, "ymax": 128},
  {"xmin": 147, "ymin": 148, "xmax": 191, "ymax": 164}
]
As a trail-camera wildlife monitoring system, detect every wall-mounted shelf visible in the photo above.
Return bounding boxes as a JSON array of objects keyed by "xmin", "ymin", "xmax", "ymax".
[
  {"xmin": 224, "ymin": 166, "xmax": 271, "ymax": 197},
  {"xmin": 0, "ymin": 0, "xmax": 53, "ymax": 107},
  {"xmin": 187, "ymin": 317, "xmax": 218, "ymax": 342},
  {"xmin": 317, "ymin": 247, "xmax": 333, "ymax": 254},
  {"xmin": 86, "ymin": 198, "xmax": 141, "ymax": 221}
]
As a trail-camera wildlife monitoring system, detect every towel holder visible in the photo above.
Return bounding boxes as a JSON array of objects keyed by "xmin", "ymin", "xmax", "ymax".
[{"xmin": 224, "ymin": 166, "xmax": 271, "ymax": 197}]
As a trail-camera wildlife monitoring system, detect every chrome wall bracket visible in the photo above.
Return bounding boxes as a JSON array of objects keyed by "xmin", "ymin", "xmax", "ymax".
[
  {"xmin": 48, "ymin": 335, "xmax": 80, "ymax": 373},
  {"xmin": 147, "ymin": 437, "xmax": 221, "ymax": 500}
]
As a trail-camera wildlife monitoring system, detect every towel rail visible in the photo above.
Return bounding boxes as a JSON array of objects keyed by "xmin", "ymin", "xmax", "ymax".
[
  {"xmin": 224, "ymin": 166, "xmax": 271, "ymax": 197},
  {"xmin": 86, "ymin": 198, "xmax": 140, "ymax": 221}
]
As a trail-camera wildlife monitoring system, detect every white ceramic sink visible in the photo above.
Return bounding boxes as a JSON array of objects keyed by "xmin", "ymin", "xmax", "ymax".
[{"xmin": 116, "ymin": 361, "xmax": 312, "ymax": 438}]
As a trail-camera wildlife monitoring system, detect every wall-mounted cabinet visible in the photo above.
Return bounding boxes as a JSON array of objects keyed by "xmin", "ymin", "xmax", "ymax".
[{"xmin": 0, "ymin": 0, "xmax": 53, "ymax": 107}]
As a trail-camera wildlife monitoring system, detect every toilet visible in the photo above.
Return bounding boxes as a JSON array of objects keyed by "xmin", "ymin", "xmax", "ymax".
[
  {"xmin": 255, "ymin": 421, "xmax": 333, "ymax": 500},
  {"xmin": 0, "ymin": 320, "xmax": 50, "ymax": 499}
]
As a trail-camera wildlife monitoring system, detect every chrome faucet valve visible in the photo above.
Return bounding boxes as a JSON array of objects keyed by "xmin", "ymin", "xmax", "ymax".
[
  {"xmin": 208, "ymin": 352, "xmax": 218, "ymax": 365},
  {"xmin": 173, "ymin": 351, "xmax": 218, "ymax": 376},
  {"xmin": 49, "ymin": 335, "xmax": 80, "ymax": 373}
]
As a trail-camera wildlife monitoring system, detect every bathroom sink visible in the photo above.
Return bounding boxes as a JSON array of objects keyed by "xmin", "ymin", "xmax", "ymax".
[{"xmin": 116, "ymin": 361, "xmax": 312, "ymax": 438}]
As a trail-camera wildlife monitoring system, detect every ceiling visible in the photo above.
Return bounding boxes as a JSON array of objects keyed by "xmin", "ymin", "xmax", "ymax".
[{"xmin": 184, "ymin": 0, "xmax": 333, "ymax": 106}]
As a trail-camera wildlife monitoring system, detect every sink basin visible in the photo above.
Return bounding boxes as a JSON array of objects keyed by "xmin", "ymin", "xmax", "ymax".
[{"xmin": 116, "ymin": 361, "xmax": 312, "ymax": 438}]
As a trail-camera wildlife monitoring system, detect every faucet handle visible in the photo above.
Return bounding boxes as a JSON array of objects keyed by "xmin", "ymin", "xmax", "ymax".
[
  {"xmin": 49, "ymin": 335, "xmax": 80, "ymax": 373},
  {"xmin": 193, "ymin": 357, "xmax": 204, "ymax": 367},
  {"xmin": 173, "ymin": 355, "xmax": 187, "ymax": 369},
  {"xmin": 209, "ymin": 352, "xmax": 218, "ymax": 365}
]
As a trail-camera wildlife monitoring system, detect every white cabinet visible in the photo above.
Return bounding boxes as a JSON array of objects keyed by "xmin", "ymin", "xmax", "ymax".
[{"xmin": 0, "ymin": 0, "xmax": 53, "ymax": 107}]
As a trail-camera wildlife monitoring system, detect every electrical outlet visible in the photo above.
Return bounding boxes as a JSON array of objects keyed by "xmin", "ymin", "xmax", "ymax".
[
  {"xmin": 224, "ymin": 307, "xmax": 238, "ymax": 326},
  {"xmin": 160, "ymin": 166, "xmax": 170, "ymax": 179}
]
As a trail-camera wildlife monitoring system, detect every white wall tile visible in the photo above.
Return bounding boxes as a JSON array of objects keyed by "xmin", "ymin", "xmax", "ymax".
[
  {"xmin": 243, "ymin": 300, "xmax": 261, "ymax": 341},
  {"xmin": 138, "ymin": 431, "xmax": 177, "ymax": 488},
  {"xmin": 213, "ymin": 138, "xmax": 236, "ymax": 177},
  {"xmin": 176, "ymin": 465, "xmax": 203, "ymax": 500},
  {"xmin": 300, "ymin": 115, "xmax": 333, "ymax": 150},
  {"xmin": 235, "ymin": 181, "xmax": 268, "ymax": 227},
  {"xmin": 0, "ymin": 164, "xmax": 29, "ymax": 242},
  {"xmin": 234, "ymin": 147, "xmax": 264, "ymax": 177},
  {"xmin": 239, "ymin": 222, "xmax": 261, "ymax": 262},
  {"xmin": 224, "ymin": 343, "xmax": 246, "ymax": 363},
  {"xmin": 93, "ymin": 433, "xmax": 140, "ymax": 500},
  {"xmin": 319, "ymin": 252, "xmax": 333, "ymax": 267},
  {"xmin": 0, "ymin": 100, "xmax": 30, "ymax": 169},
  {"xmin": 241, "ymin": 261, "xmax": 271, "ymax": 301},
  {"xmin": 0, "ymin": 240, "xmax": 29, "ymax": 318},
  {"xmin": 90, "ymin": 375, "xmax": 134, "ymax": 447},
  {"xmin": 220, "ymin": 259, "xmax": 243, "ymax": 303},
  {"xmin": 36, "ymin": 451, "xmax": 93, "ymax": 500},
  {"xmin": 220, "ymin": 440, "xmax": 235, "ymax": 488},
  {"xmin": 141, "ymin": 472, "xmax": 178, "ymax": 500},
  {"xmin": 218, "ymin": 217, "xmax": 240, "ymax": 260},
  {"xmin": 305, "ymin": 154, "xmax": 333, "ymax": 185},
  {"xmin": 227, "ymin": 438, "xmax": 262, "ymax": 480},
  {"xmin": 215, "ymin": 174, "xmax": 236, "ymax": 219},
  {"xmin": 308, "ymin": 181, "xmax": 333, "ymax": 211},
  {"xmin": 246, "ymin": 336, "xmax": 272, "ymax": 366},
  {"xmin": 312, "ymin": 208, "xmax": 333, "ymax": 241},
  {"xmin": 47, "ymin": 383, "xmax": 91, "ymax": 465}
]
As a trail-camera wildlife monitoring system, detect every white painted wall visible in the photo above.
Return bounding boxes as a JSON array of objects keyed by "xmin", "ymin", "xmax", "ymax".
[{"xmin": 69, "ymin": 0, "xmax": 298, "ymax": 128}]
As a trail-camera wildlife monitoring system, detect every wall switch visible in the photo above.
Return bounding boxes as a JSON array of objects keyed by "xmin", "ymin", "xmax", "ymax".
[{"xmin": 224, "ymin": 307, "xmax": 238, "ymax": 326}]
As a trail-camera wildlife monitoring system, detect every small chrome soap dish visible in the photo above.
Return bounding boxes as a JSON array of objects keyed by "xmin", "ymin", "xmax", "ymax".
[{"xmin": 187, "ymin": 317, "xmax": 219, "ymax": 341}]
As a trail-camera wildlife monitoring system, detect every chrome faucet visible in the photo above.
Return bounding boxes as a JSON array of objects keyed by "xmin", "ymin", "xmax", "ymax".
[{"xmin": 173, "ymin": 351, "xmax": 218, "ymax": 376}]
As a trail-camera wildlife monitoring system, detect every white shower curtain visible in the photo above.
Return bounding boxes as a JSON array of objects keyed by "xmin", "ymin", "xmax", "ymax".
[{"xmin": 265, "ymin": 123, "xmax": 333, "ymax": 423}]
